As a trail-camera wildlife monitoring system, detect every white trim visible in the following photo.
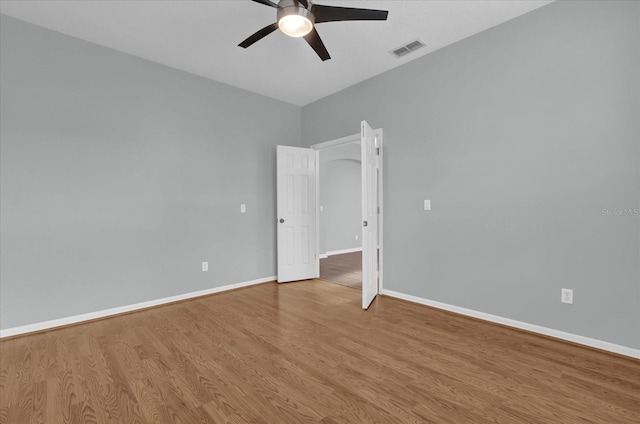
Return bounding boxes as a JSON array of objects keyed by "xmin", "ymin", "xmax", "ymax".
[
  {"xmin": 311, "ymin": 133, "xmax": 359, "ymax": 150},
  {"xmin": 315, "ymin": 150, "xmax": 321, "ymax": 278},
  {"xmin": 325, "ymin": 247, "xmax": 362, "ymax": 256},
  {"xmin": 375, "ymin": 128, "xmax": 384, "ymax": 294},
  {"xmin": 381, "ymin": 289, "xmax": 640, "ymax": 359},
  {"xmin": 0, "ymin": 276, "xmax": 276, "ymax": 339}
]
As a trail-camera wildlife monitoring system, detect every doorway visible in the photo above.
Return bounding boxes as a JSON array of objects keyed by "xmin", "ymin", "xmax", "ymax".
[
  {"xmin": 317, "ymin": 142, "xmax": 362, "ymax": 289},
  {"xmin": 276, "ymin": 121, "xmax": 383, "ymax": 309},
  {"xmin": 311, "ymin": 122, "xmax": 384, "ymax": 308}
]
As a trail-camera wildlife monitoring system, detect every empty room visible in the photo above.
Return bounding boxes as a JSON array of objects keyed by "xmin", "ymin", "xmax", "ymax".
[{"xmin": 1, "ymin": 1, "xmax": 639, "ymax": 423}]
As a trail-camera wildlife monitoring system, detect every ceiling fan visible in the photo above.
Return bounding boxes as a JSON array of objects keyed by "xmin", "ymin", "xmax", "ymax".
[{"xmin": 239, "ymin": 0, "xmax": 389, "ymax": 61}]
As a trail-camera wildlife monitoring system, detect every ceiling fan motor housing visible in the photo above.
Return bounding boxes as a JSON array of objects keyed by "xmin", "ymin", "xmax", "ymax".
[
  {"xmin": 277, "ymin": 1, "xmax": 315, "ymax": 24},
  {"xmin": 277, "ymin": 0, "xmax": 315, "ymax": 38}
]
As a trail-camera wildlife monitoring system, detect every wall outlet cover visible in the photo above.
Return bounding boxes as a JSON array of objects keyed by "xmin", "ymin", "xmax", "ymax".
[
  {"xmin": 561, "ymin": 288, "xmax": 573, "ymax": 304},
  {"xmin": 202, "ymin": 262, "xmax": 209, "ymax": 272}
]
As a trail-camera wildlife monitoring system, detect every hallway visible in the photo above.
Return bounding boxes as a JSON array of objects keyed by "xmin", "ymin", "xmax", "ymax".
[{"xmin": 319, "ymin": 251, "xmax": 362, "ymax": 289}]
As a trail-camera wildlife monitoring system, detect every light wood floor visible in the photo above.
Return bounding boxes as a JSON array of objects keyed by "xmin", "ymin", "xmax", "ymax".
[
  {"xmin": 320, "ymin": 252, "xmax": 362, "ymax": 289},
  {"xmin": 1, "ymin": 280, "xmax": 639, "ymax": 424}
]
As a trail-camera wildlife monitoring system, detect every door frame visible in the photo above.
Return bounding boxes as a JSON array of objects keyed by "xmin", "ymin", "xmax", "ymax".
[{"xmin": 310, "ymin": 130, "xmax": 384, "ymax": 294}]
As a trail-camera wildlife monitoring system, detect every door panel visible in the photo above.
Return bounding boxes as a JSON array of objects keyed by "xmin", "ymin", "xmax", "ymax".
[
  {"xmin": 277, "ymin": 146, "xmax": 317, "ymax": 283},
  {"xmin": 361, "ymin": 121, "xmax": 379, "ymax": 309}
]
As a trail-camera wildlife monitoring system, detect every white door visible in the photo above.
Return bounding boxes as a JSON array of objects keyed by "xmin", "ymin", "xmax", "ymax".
[
  {"xmin": 277, "ymin": 146, "xmax": 318, "ymax": 283},
  {"xmin": 361, "ymin": 121, "xmax": 379, "ymax": 309}
]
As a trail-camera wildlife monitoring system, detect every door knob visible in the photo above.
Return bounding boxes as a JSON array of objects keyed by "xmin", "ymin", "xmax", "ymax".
[
  {"xmin": 279, "ymin": 218, "xmax": 285, "ymax": 223},
  {"xmin": 363, "ymin": 220, "xmax": 368, "ymax": 227}
]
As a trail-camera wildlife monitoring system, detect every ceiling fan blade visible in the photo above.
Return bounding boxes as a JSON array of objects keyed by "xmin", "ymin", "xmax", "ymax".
[
  {"xmin": 313, "ymin": 5, "xmax": 389, "ymax": 23},
  {"xmin": 251, "ymin": 0, "xmax": 281, "ymax": 8},
  {"xmin": 238, "ymin": 22, "xmax": 280, "ymax": 48},
  {"xmin": 303, "ymin": 27, "xmax": 331, "ymax": 61},
  {"xmin": 293, "ymin": 0, "xmax": 309, "ymax": 9}
]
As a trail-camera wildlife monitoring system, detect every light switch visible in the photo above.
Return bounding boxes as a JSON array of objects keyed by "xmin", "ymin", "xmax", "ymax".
[
  {"xmin": 424, "ymin": 200, "xmax": 431, "ymax": 211},
  {"xmin": 240, "ymin": 204, "xmax": 246, "ymax": 213},
  {"xmin": 320, "ymin": 206, "xmax": 324, "ymax": 212}
]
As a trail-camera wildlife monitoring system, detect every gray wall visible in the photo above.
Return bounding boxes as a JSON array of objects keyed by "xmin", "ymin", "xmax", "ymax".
[
  {"xmin": 0, "ymin": 15, "xmax": 300, "ymax": 329},
  {"xmin": 302, "ymin": 1, "xmax": 640, "ymax": 349},
  {"xmin": 319, "ymin": 143, "xmax": 361, "ymax": 254}
]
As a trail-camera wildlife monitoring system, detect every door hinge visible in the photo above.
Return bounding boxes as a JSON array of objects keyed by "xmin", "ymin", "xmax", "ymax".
[{"xmin": 376, "ymin": 147, "xmax": 380, "ymax": 155}]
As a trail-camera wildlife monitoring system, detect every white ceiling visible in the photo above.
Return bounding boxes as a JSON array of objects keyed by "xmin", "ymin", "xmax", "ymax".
[{"xmin": 0, "ymin": 0, "xmax": 553, "ymax": 106}]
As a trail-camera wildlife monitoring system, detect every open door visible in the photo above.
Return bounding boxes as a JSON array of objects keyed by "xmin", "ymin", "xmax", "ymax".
[
  {"xmin": 277, "ymin": 145, "xmax": 318, "ymax": 283},
  {"xmin": 361, "ymin": 121, "xmax": 379, "ymax": 309}
]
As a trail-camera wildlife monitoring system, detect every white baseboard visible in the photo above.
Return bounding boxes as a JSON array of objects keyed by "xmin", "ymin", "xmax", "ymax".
[
  {"xmin": 319, "ymin": 253, "xmax": 328, "ymax": 259},
  {"xmin": 325, "ymin": 247, "xmax": 362, "ymax": 256},
  {"xmin": 381, "ymin": 289, "xmax": 640, "ymax": 360},
  {"xmin": 0, "ymin": 276, "xmax": 276, "ymax": 339}
]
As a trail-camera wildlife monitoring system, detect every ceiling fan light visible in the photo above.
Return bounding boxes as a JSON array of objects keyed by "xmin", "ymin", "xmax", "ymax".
[{"xmin": 279, "ymin": 13, "xmax": 313, "ymax": 37}]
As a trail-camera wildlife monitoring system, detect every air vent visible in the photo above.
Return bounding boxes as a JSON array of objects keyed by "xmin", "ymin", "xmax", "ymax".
[{"xmin": 390, "ymin": 39, "xmax": 426, "ymax": 58}]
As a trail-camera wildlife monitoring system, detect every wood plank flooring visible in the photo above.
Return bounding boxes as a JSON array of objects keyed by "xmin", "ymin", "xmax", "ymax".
[
  {"xmin": 1, "ymin": 280, "xmax": 639, "ymax": 423},
  {"xmin": 320, "ymin": 252, "xmax": 362, "ymax": 289}
]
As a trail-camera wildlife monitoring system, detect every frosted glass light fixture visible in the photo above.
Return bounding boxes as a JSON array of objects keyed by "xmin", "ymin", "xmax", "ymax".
[
  {"xmin": 278, "ymin": 6, "xmax": 314, "ymax": 37},
  {"xmin": 279, "ymin": 14, "xmax": 313, "ymax": 37}
]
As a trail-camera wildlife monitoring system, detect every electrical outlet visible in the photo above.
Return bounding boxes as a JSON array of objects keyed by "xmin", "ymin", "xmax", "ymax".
[
  {"xmin": 240, "ymin": 204, "xmax": 246, "ymax": 213},
  {"xmin": 561, "ymin": 288, "xmax": 573, "ymax": 304},
  {"xmin": 202, "ymin": 262, "xmax": 208, "ymax": 272}
]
